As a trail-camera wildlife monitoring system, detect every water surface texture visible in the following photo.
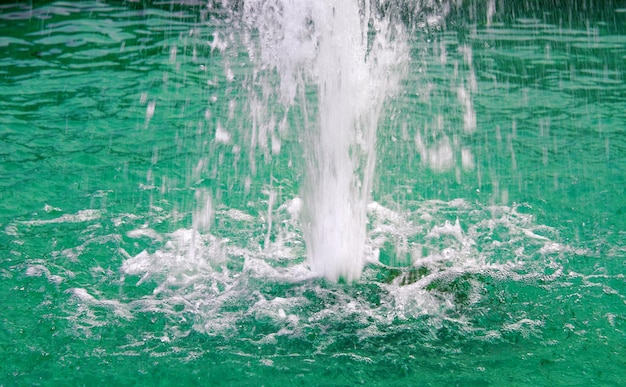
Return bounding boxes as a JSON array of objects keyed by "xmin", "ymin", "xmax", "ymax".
[{"xmin": 1, "ymin": 0, "xmax": 625, "ymax": 385}]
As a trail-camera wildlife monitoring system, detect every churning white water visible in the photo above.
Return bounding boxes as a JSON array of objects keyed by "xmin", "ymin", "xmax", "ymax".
[{"xmin": 241, "ymin": 0, "xmax": 409, "ymax": 281}]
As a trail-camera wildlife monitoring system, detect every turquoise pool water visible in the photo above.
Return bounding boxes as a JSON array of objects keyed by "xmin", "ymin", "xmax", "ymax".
[{"xmin": 1, "ymin": 1, "xmax": 625, "ymax": 385}]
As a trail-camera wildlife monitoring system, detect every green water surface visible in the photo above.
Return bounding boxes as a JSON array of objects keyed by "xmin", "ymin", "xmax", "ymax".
[{"xmin": 1, "ymin": 1, "xmax": 625, "ymax": 385}]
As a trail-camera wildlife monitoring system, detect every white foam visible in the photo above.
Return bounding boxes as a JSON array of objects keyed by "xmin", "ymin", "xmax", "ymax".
[
  {"xmin": 66, "ymin": 288, "xmax": 132, "ymax": 320},
  {"xmin": 502, "ymin": 318, "xmax": 544, "ymax": 337},
  {"xmin": 126, "ymin": 227, "xmax": 163, "ymax": 241},
  {"xmin": 44, "ymin": 204, "xmax": 62, "ymax": 213},
  {"xmin": 21, "ymin": 209, "xmax": 101, "ymax": 226},
  {"xmin": 25, "ymin": 264, "xmax": 64, "ymax": 284},
  {"xmin": 223, "ymin": 208, "xmax": 255, "ymax": 222},
  {"xmin": 20, "ymin": 195, "xmax": 580, "ymax": 346}
]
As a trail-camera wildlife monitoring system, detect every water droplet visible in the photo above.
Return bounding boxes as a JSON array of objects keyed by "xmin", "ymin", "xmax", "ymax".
[{"xmin": 146, "ymin": 101, "xmax": 156, "ymax": 122}]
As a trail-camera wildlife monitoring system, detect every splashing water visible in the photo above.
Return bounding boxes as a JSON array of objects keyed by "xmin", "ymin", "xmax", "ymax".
[{"xmin": 3, "ymin": 0, "xmax": 626, "ymax": 384}]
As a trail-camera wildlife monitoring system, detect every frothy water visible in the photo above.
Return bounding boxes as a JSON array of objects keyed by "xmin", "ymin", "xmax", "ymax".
[{"xmin": 15, "ymin": 198, "xmax": 583, "ymax": 343}]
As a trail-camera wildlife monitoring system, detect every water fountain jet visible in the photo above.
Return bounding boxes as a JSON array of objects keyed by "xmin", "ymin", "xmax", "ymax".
[{"xmin": 241, "ymin": 0, "xmax": 409, "ymax": 282}]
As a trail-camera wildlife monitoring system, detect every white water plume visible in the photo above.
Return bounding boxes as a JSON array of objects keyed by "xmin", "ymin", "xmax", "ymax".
[{"xmin": 241, "ymin": 0, "xmax": 409, "ymax": 282}]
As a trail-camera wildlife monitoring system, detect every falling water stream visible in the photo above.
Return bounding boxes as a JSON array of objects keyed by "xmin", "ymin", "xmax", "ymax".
[{"xmin": 1, "ymin": 0, "xmax": 625, "ymax": 385}]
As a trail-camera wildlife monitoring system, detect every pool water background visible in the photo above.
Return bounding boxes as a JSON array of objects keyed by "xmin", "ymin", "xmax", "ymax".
[{"xmin": 1, "ymin": 0, "xmax": 625, "ymax": 385}]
